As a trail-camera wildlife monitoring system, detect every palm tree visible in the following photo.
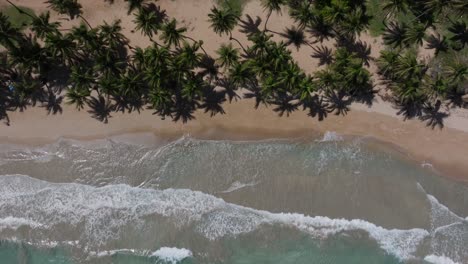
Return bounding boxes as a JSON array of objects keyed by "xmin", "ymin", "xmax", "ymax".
[
  {"xmin": 44, "ymin": 32, "xmax": 78, "ymax": 65},
  {"xmin": 208, "ymin": 6, "xmax": 238, "ymax": 36},
  {"xmin": 394, "ymin": 52, "xmax": 426, "ymax": 81},
  {"xmin": 31, "ymin": 12, "xmax": 60, "ymax": 39},
  {"xmin": 448, "ymin": 20, "xmax": 467, "ymax": 51},
  {"xmin": 99, "ymin": 20, "xmax": 129, "ymax": 49},
  {"xmin": 307, "ymin": 14, "xmax": 334, "ymax": 43},
  {"xmin": 133, "ymin": 6, "xmax": 163, "ymax": 39},
  {"xmin": 0, "ymin": 13, "xmax": 22, "ymax": 50},
  {"xmin": 216, "ymin": 43, "xmax": 240, "ymax": 69},
  {"xmin": 403, "ymin": 23, "xmax": 426, "ymax": 46},
  {"xmin": 424, "ymin": 0, "xmax": 452, "ymax": 16},
  {"xmin": 208, "ymin": 6, "xmax": 247, "ymax": 53},
  {"xmin": 45, "ymin": 0, "xmax": 83, "ymax": 20},
  {"xmin": 262, "ymin": 0, "xmax": 285, "ymax": 31},
  {"xmin": 66, "ymin": 88, "xmax": 90, "ymax": 110},
  {"xmin": 288, "ymin": 1, "xmax": 314, "ymax": 30},
  {"xmin": 70, "ymin": 23, "xmax": 100, "ymax": 52},
  {"xmin": 176, "ymin": 42, "xmax": 203, "ymax": 68},
  {"xmin": 160, "ymin": 19, "xmax": 187, "ymax": 47},
  {"xmin": 383, "ymin": 0, "xmax": 408, "ymax": 16},
  {"xmin": 444, "ymin": 61, "xmax": 467, "ymax": 85},
  {"xmin": 377, "ymin": 49, "xmax": 400, "ymax": 79},
  {"xmin": 124, "ymin": 0, "xmax": 146, "ymax": 15},
  {"xmin": 69, "ymin": 66, "xmax": 95, "ymax": 92},
  {"xmin": 451, "ymin": 0, "xmax": 468, "ymax": 15},
  {"xmin": 339, "ymin": 8, "xmax": 369, "ymax": 38},
  {"xmin": 383, "ymin": 21, "xmax": 407, "ymax": 48}
]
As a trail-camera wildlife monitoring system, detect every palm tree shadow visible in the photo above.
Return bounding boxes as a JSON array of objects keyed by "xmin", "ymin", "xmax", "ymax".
[
  {"xmin": 420, "ymin": 101, "xmax": 449, "ymax": 129},
  {"xmin": 325, "ymin": 91, "xmax": 352, "ymax": 116},
  {"xmin": 198, "ymin": 55, "xmax": 219, "ymax": 83},
  {"xmin": 302, "ymin": 95, "xmax": 329, "ymax": 121},
  {"xmin": 171, "ymin": 98, "xmax": 198, "ymax": 123},
  {"xmin": 270, "ymin": 93, "xmax": 300, "ymax": 117},
  {"xmin": 145, "ymin": 3, "xmax": 168, "ymax": 24},
  {"xmin": 311, "ymin": 45, "xmax": 333, "ymax": 66},
  {"xmin": 239, "ymin": 15, "xmax": 262, "ymax": 37},
  {"xmin": 216, "ymin": 77, "xmax": 241, "ymax": 103},
  {"xmin": 42, "ymin": 92, "xmax": 63, "ymax": 115},
  {"xmin": 394, "ymin": 100, "xmax": 424, "ymax": 120},
  {"xmin": 352, "ymin": 88, "xmax": 377, "ymax": 107},
  {"xmin": 336, "ymin": 37, "xmax": 372, "ymax": 66},
  {"xmin": 87, "ymin": 95, "xmax": 114, "ymax": 123},
  {"xmin": 200, "ymin": 86, "xmax": 227, "ymax": 117}
]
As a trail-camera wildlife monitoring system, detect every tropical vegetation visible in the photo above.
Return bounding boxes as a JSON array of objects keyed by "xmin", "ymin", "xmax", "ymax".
[{"xmin": 0, "ymin": 0, "xmax": 466, "ymax": 128}]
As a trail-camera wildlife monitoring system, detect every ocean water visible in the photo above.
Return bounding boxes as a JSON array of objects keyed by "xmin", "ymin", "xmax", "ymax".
[{"xmin": 0, "ymin": 133, "xmax": 467, "ymax": 264}]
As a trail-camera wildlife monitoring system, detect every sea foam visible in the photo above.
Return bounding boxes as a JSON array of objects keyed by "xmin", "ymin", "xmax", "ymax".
[
  {"xmin": 151, "ymin": 247, "xmax": 193, "ymax": 263},
  {"xmin": 424, "ymin": 254, "xmax": 460, "ymax": 264},
  {"xmin": 0, "ymin": 175, "xmax": 434, "ymax": 261}
]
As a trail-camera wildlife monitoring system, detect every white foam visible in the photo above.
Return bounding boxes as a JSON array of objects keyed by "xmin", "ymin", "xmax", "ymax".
[
  {"xmin": 151, "ymin": 247, "xmax": 192, "ymax": 263},
  {"xmin": 0, "ymin": 175, "xmax": 438, "ymax": 261},
  {"xmin": 220, "ymin": 181, "xmax": 258, "ymax": 193},
  {"xmin": 424, "ymin": 254, "xmax": 459, "ymax": 264},
  {"xmin": 317, "ymin": 131, "xmax": 343, "ymax": 142},
  {"xmin": 0, "ymin": 217, "xmax": 43, "ymax": 230}
]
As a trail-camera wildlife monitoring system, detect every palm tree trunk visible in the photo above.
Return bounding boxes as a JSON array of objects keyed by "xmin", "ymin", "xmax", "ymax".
[
  {"xmin": 183, "ymin": 35, "xmax": 208, "ymax": 55},
  {"xmin": 78, "ymin": 15, "xmax": 93, "ymax": 29},
  {"xmin": 264, "ymin": 9, "xmax": 272, "ymax": 32},
  {"xmin": 229, "ymin": 32, "xmax": 248, "ymax": 55}
]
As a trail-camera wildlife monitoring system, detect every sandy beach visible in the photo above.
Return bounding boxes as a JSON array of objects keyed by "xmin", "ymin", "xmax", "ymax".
[{"xmin": 1, "ymin": 0, "xmax": 468, "ymax": 183}]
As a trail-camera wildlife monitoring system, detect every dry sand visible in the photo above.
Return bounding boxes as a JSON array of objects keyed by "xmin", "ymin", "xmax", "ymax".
[{"xmin": 1, "ymin": 0, "xmax": 468, "ymax": 183}]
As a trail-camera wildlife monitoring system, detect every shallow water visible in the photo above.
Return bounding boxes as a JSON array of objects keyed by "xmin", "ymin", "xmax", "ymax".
[{"xmin": 0, "ymin": 133, "xmax": 467, "ymax": 263}]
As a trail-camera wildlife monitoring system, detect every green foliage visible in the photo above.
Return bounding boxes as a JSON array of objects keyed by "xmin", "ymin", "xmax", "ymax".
[
  {"xmin": 215, "ymin": 0, "xmax": 249, "ymax": 17},
  {"xmin": 0, "ymin": 5, "xmax": 35, "ymax": 29}
]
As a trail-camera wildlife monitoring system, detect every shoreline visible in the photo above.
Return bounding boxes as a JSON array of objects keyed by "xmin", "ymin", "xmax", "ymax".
[
  {"xmin": 1, "ymin": 98, "xmax": 468, "ymax": 185},
  {"xmin": 1, "ymin": 0, "xmax": 467, "ymax": 184}
]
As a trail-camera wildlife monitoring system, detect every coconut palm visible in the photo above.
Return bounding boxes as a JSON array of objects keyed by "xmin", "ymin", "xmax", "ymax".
[
  {"xmin": 444, "ymin": 61, "xmax": 467, "ymax": 85},
  {"xmin": 262, "ymin": 0, "xmax": 285, "ymax": 31},
  {"xmin": 99, "ymin": 20, "xmax": 128, "ymax": 49},
  {"xmin": 383, "ymin": 0, "xmax": 408, "ymax": 16},
  {"xmin": 216, "ymin": 43, "xmax": 240, "ymax": 69},
  {"xmin": 448, "ymin": 20, "xmax": 467, "ymax": 51},
  {"xmin": 307, "ymin": 14, "xmax": 334, "ymax": 43},
  {"xmin": 124, "ymin": 0, "xmax": 146, "ymax": 15},
  {"xmin": 66, "ymin": 88, "xmax": 90, "ymax": 110},
  {"xmin": 403, "ymin": 23, "xmax": 426, "ymax": 46},
  {"xmin": 44, "ymin": 32, "xmax": 78, "ymax": 65},
  {"xmin": 339, "ymin": 8, "xmax": 369, "ymax": 37},
  {"xmin": 176, "ymin": 41, "xmax": 203, "ymax": 68},
  {"xmin": 208, "ymin": 6, "xmax": 238, "ymax": 36},
  {"xmin": 70, "ymin": 23, "xmax": 100, "ymax": 51},
  {"xmin": 160, "ymin": 19, "xmax": 187, "ymax": 47},
  {"xmin": 394, "ymin": 52, "xmax": 427, "ymax": 81},
  {"xmin": 30, "ymin": 12, "xmax": 60, "ymax": 39},
  {"xmin": 377, "ymin": 49, "xmax": 400, "ymax": 79},
  {"xmin": 133, "ymin": 6, "xmax": 163, "ymax": 38},
  {"xmin": 45, "ymin": 0, "xmax": 83, "ymax": 20},
  {"xmin": 288, "ymin": 1, "xmax": 314, "ymax": 30},
  {"xmin": 424, "ymin": 0, "xmax": 452, "ymax": 16},
  {"xmin": 383, "ymin": 21, "xmax": 407, "ymax": 48},
  {"xmin": 0, "ymin": 13, "xmax": 21, "ymax": 50},
  {"xmin": 451, "ymin": 0, "xmax": 468, "ymax": 15},
  {"xmin": 69, "ymin": 66, "xmax": 95, "ymax": 92}
]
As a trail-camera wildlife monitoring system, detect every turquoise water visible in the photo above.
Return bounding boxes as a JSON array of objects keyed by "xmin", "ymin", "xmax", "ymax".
[{"xmin": 0, "ymin": 134, "xmax": 467, "ymax": 263}]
